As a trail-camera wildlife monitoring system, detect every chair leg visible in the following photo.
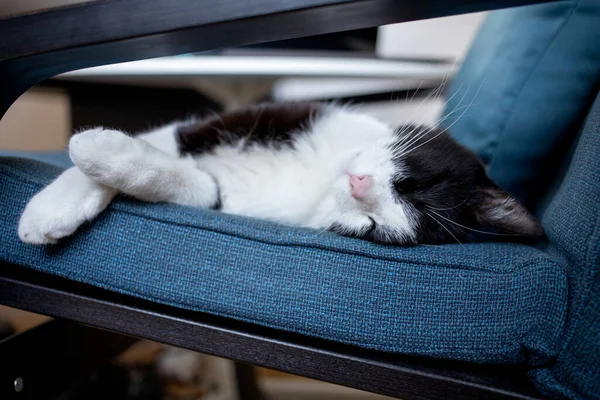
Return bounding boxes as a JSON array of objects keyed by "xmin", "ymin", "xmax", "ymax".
[
  {"xmin": 0, "ymin": 319, "xmax": 137, "ymax": 399},
  {"xmin": 234, "ymin": 362, "xmax": 269, "ymax": 400},
  {"xmin": 0, "ymin": 315, "xmax": 15, "ymax": 340}
]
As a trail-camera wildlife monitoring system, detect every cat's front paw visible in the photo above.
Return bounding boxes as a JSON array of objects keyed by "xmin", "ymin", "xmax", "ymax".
[
  {"xmin": 18, "ymin": 198, "xmax": 81, "ymax": 245},
  {"xmin": 69, "ymin": 128, "xmax": 136, "ymax": 179},
  {"xmin": 18, "ymin": 168, "xmax": 116, "ymax": 245}
]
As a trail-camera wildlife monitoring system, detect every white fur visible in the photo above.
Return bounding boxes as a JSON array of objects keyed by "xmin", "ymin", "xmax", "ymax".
[
  {"xmin": 138, "ymin": 123, "xmax": 180, "ymax": 156},
  {"xmin": 69, "ymin": 127, "xmax": 218, "ymax": 207},
  {"xmin": 18, "ymin": 167, "xmax": 117, "ymax": 244},
  {"xmin": 19, "ymin": 107, "xmax": 417, "ymax": 244},
  {"xmin": 196, "ymin": 107, "xmax": 415, "ymax": 238}
]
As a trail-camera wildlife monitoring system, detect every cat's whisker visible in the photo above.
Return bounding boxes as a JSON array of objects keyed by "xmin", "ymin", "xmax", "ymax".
[
  {"xmin": 391, "ymin": 125, "xmax": 423, "ymax": 152},
  {"xmin": 390, "ymin": 81, "xmax": 472, "ymax": 157},
  {"xmin": 391, "ymin": 108, "xmax": 461, "ymax": 156},
  {"xmin": 425, "ymin": 208, "xmax": 520, "ymax": 237},
  {"xmin": 404, "ymin": 80, "xmax": 425, "ymax": 108},
  {"xmin": 393, "ymin": 77, "xmax": 451, "ymax": 146},
  {"xmin": 403, "ymin": 84, "xmax": 410, "ymax": 105},
  {"xmin": 248, "ymin": 108, "xmax": 265, "ymax": 137},
  {"xmin": 313, "ymin": 227, "xmax": 331, "ymax": 237},
  {"xmin": 395, "ymin": 123, "xmax": 421, "ymax": 142},
  {"xmin": 393, "ymin": 101, "xmax": 452, "ymax": 151},
  {"xmin": 426, "ymin": 81, "xmax": 467, "ymax": 128},
  {"xmin": 399, "ymin": 78, "xmax": 485, "ymax": 158},
  {"xmin": 426, "ymin": 199, "xmax": 467, "ymax": 211},
  {"xmin": 424, "ymin": 212, "xmax": 464, "ymax": 247},
  {"xmin": 392, "ymin": 104, "xmax": 471, "ymax": 157},
  {"xmin": 395, "ymin": 80, "xmax": 445, "ymax": 138},
  {"xmin": 394, "ymin": 85, "xmax": 428, "ymax": 138},
  {"xmin": 430, "ymin": 70, "xmax": 452, "ymax": 106},
  {"xmin": 401, "ymin": 79, "xmax": 473, "ymax": 145}
]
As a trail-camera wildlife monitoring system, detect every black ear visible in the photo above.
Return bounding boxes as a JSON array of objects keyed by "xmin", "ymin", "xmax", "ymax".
[{"xmin": 476, "ymin": 185, "xmax": 545, "ymax": 239}]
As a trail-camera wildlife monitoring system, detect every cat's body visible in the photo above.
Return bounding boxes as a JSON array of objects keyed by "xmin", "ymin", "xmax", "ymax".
[{"xmin": 18, "ymin": 102, "xmax": 544, "ymax": 246}]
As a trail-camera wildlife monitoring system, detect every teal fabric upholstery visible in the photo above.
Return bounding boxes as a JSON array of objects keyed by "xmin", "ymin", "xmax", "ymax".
[
  {"xmin": 442, "ymin": 0, "xmax": 600, "ymax": 207},
  {"xmin": 444, "ymin": 0, "xmax": 600, "ymax": 399},
  {"xmin": 530, "ymin": 91, "xmax": 600, "ymax": 399},
  {"xmin": 0, "ymin": 150, "xmax": 73, "ymax": 168},
  {"xmin": 441, "ymin": 2, "xmax": 600, "ymax": 396},
  {"xmin": 0, "ymin": 154, "xmax": 567, "ymax": 365}
]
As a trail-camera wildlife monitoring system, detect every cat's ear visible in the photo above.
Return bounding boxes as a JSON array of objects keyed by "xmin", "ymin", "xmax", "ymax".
[{"xmin": 476, "ymin": 185, "xmax": 545, "ymax": 239}]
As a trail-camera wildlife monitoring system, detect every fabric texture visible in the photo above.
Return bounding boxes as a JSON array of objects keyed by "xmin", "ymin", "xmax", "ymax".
[
  {"xmin": 530, "ymin": 91, "xmax": 600, "ymax": 400},
  {"xmin": 441, "ymin": 2, "xmax": 600, "ymax": 396},
  {"xmin": 0, "ymin": 150, "xmax": 73, "ymax": 168},
  {"xmin": 441, "ymin": 0, "xmax": 600, "ymax": 207},
  {"xmin": 0, "ymin": 154, "xmax": 567, "ymax": 365}
]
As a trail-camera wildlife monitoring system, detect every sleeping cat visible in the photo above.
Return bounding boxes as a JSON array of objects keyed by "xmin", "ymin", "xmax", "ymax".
[{"xmin": 18, "ymin": 102, "xmax": 543, "ymax": 246}]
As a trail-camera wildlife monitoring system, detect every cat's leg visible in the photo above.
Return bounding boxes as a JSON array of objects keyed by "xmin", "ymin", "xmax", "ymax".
[
  {"xmin": 69, "ymin": 128, "xmax": 219, "ymax": 208},
  {"xmin": 18, "ymin": 167, "xmax": 118, "ymax": 244}
]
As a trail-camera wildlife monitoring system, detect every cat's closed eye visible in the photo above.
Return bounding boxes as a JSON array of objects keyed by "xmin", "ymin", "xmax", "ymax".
[{"xmin": 394, "ymin": 178, "xmax": 420, "ymax": 194}]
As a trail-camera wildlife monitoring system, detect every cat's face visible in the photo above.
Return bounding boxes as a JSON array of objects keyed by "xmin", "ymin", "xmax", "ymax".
[{"xmin": 328, "ymin": 125, "xmax": 544, "ymax": 245}]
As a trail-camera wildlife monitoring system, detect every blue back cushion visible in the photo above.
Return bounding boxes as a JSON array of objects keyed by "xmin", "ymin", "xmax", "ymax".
[{"xmin": 441, "ymin": 0, "xmax": 600, "ymax": 207}]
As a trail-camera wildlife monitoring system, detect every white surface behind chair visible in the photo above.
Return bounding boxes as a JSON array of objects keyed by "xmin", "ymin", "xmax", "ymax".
[{"xmin": 376, "ymin": 12, "xmax": 486, "ymax": 61}]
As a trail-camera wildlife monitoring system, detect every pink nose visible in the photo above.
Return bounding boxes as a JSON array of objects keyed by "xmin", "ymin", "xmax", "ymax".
[{"xmin": 348, "ymin": 174, "xmax": 373, "ymax": 200}]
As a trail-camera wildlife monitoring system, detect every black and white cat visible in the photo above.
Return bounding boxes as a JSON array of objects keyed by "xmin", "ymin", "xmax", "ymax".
[{"xmin": 18, "ymin": 102, "xmax": 543, "ymax": 246}]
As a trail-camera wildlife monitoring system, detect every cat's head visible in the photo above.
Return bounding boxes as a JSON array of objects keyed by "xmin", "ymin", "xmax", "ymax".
[{"xmin": 328, "ymin": 123, "xmax": 544, "ymax": 245}]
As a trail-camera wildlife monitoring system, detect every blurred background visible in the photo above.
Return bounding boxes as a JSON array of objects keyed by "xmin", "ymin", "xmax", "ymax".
[
  {"xmin": 0, "ymin": 1, "xmax": 486, "ymax": 151},
  {"xmin": 0, "ymin": 2, "xmax": 485, "ymax": 399}
]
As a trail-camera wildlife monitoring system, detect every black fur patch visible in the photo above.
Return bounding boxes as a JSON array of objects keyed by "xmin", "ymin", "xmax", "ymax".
[
  {"xmin": 390, "ymin": 125, "xmax": 544, "ymax": 244},
  {"xmin": 176, "ymin": 102, "xmax": 322, "ymax": 155}
]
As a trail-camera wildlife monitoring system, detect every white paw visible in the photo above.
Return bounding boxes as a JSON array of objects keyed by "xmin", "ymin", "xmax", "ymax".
[
  {"xmin": 69, "ymin": 128, "xmax": 136, "ymax": 178},
  {"xmin": 18, "ymin": 168, "xmax": 116, "ymax": 245},
  {"xmin": 19, "ymin": 203, "xmax": 79, "ymax": 245},
  {"xmin": 69, "ymin": 128, "xmax": 167, "ymax": 188},
  {"xmin": 68, "ymin": 127, "xmax": 218, "ymax": 208}
]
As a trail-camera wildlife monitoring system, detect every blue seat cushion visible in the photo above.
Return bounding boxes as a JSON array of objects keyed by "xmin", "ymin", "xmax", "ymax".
[
  {"xmin": 0, "ymin": 154, "xmax": 568, "ymax": 365},
  {"xmin": 442, "ymin": 0, "xmax": 600, "ymax": 207}
]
